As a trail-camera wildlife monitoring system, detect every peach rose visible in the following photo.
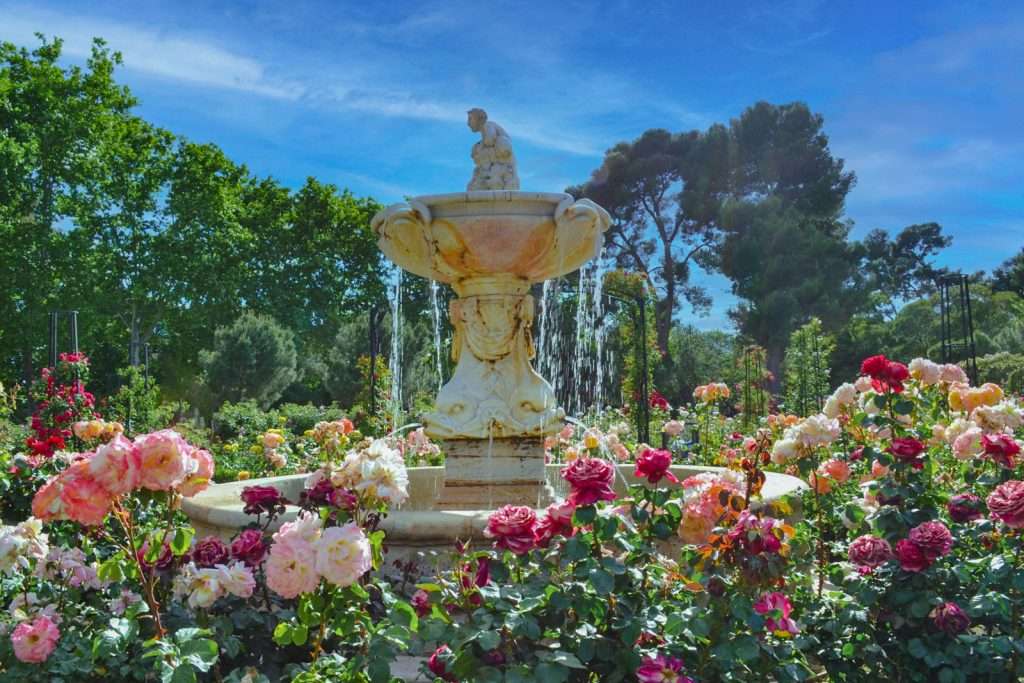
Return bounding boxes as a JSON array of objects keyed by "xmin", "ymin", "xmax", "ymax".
[
  {"xmin": 60, "ymin": 461, "xmax": 112, "ymax": 526},
  {"xmin": 135, "ymin": 429, "xmax": 190, "ymax": 490},
  {"xmin": 178, "ymin": 448, "xmax": 214, "ymax": 497},
  {"xmin": 88, "ymin": 435, "xmax": 141, "ymax": 495}
]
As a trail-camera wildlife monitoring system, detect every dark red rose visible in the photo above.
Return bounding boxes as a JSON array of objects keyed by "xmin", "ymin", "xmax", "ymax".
[
  {"xmin": 411, "ymin": 589, "xmax": 431, "ymax": 617},
  {"xmin": 230, "ymin": 529, "xmax": 268, "ymax": 567},
  {"xmin": 947, "ymin": 493, "xmax": 984, "ymax": 523},
  {"xmin": 982, "ymin": 433, "xmax": 1022, "ymax": 469},
  {"xmin": 241, "ymin": 485, "xmax": 285, "ymax": 516},
  {"xmin": 535, "ymin": 501, "xmax": 575, "ymax": 547},
  {"xmin": 895, "ymin": 538, "xmax": 931, "ymax": 572},
  {"xmin": 304, "ymin": 479, "xmax": 334, "ymax": 505},
  {"xmin": 562, "ymin": 457, "xmax": 617, "ymax": 506},
  {"xmin": 427, "ymin": 645, "xmax": 456, "ymax": 681},
  {"xmin": 649, "ymin": 390, "xmax": 670, "ymax": 410},
  {"xmin": 847, "ymin": 535, "xmax": 893, "ymax": 568},
  {"xmin": 484, "ymin": 505, "xmax": 538, "ymax": 555},
  {"xmin": 137, "ymin": 541, "xmax": 173, "ymax": 572},
  {"xmin": 330, "ymin": 488, "xmax": 358, "ymax": 510},
  {"xmin": 888, "ymin": 438, "xmax": 925, "ymax": 468},
  {"xmin": 908, "ymin": 521, "xmax": 953, "ymax": 561},
  {"xmin": 849, "ymin": 446, "xmax": 865, "ymax": 462},
  {"xmin": 474, "ymin": 558, "xmax": 490, "ymax": 588},
  {"xmin": 634, "ymin": 448, "xmax": 678, "ymax": 485},
  {"xmin": 483, "ymin": 650, "xmax": 506, "ymax": 665},
  {"xmin": 191, "ymin": 536, "xmax": 229, "ymax": 568},
  {"xmin": 932, "ymin": 601, "xmax": 970, "ymax": 635}
]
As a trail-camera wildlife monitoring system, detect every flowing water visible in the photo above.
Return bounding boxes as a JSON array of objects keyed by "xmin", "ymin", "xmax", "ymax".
[
  {"xmin": 430, "ymin": 280, "xmax": 444, "ymax": 392},
  {"xmin": 388, "ymin": 269, "xmax": 403, "ymax": 429}
]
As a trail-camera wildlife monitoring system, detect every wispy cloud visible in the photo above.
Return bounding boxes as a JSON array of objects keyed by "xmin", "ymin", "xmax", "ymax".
[{"xmin": 0, "ymin": 4, "xmax": 305, "ymax": 99}]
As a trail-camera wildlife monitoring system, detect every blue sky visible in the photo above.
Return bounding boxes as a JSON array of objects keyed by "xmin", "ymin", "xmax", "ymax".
[{"xmin": 2, "ymin": 0, "xmax": 1022, "ymax": 330}]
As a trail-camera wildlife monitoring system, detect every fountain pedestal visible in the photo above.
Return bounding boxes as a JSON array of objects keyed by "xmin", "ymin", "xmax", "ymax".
[{"xmin": 436, "ymin": 437, "xmax": 555, "ymax": 510}]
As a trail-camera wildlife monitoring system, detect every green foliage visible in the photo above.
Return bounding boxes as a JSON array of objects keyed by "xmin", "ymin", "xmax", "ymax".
[
  {"xmin": 103, "ymin": 365, "xmax": 174, "ymax": 435},
  {"xmin": 976, "ymin": 352, "xmax": 1024, "ymax": 394},
  {"xmin": 783, "ymin": 318, "xmax": 836, "ymax": 416},
  {"xmin": 660, "ymin": 324, "xmax": 739, "ymax": 405},
  {"xmin": 200, "ymin": 313, "xmax": 298, "ymax": 410}
]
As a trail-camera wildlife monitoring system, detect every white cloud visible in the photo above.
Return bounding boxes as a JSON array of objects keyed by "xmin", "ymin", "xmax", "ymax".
[{"xmin": 0, "ymin": 4, "xmax": 304, "ymax": 99}]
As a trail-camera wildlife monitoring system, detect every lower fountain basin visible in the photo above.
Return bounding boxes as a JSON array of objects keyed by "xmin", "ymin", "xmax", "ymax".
[{"xmin": 183, "ymin": 465, "xmax": 807, "ymax": 562}]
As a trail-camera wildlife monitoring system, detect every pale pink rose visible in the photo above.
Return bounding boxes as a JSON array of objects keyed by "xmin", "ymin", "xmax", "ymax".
[
  {"xmin": 314, "ymin": 523, "xmax": 371, "ymax": 587},
  {"xmin": 558, "ymin": 424, "xmax": 575, "ymax": 441},
  {"xmin": 678, "ymin": 507, "xmax": 714, "ymax": 544},
  {"xmin": 275, "ymin": 511, "xmax": 322, "ymax": 545},
  {"xmin": 11, "ymin": 615, "xmax": 59, "ymax": 663},
  {"xmin": 940, "ymin": 364, "xmax": 969, "ymax": 384},
  {"xmin": 854, "ymin": 376, "xmax": 874, "ymax": 392},
  {"xmin": 31, "ymin": 477, "xmax": 66, "ymax": 522},
  {"xmin": 135, "ymin": 429, "xmax": 190, "ymax": 490},
  {"xmin": 953, "ymin": 428, "xmax": 984, "ymax": 460},
  {"xmin": 822, "ymin": 459, "xmax": 851, "ymax": 484},
  {"xmin": 217, "ymin": 562, "xmax": 256, "ymax": 598},
  {"xmin": 265, "ymin": 537, "xmax": 319, "ymax": 599},
  {"xmin": 60, "ymin": 461, "xmax": 111, "ymax": 526},
  {"xmin": 908, "ymin": 358, "xmax": 941, "ymax": 385},
  {"xmin": 178, "ymin": 449, "xmax": 214, "ymax": 497},
  {"xmin": 612, "ymin": 443, "xmax": 631, "ymax": 461},
  {"xmin": 88, "ymin": 435, "xmax": 141, "ymax": 495},
  {"xmin": 543, "ymin": 436, "xmax": 558, "ymax": 451},
  {"xmin": 662, "ymin": 420, "xmax": 685, "ymax": 437}
]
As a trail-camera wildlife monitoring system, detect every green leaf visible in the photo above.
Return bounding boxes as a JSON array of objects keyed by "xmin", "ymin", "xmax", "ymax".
[
  {"xmin": 170, "ymin": 526, "xmax": 195, "ymax": 556},
  {"xmin": 170, "ymin": 666, "xmax": 197, "ymax": 683},
  {"xmin": 272, "ymin": 622, "xmax": 292, "ymax": 646},
  {"xmin": 589, "ymin": 568, "xmax": 614, "ymax": 595},
  {"xmin": 573, "ymin": 506, "xmax": 597, "ymax": 525},
  {"xmin": 391, "ymin": 600, "xmax": 419, "ymax": 632},
  {"xmin": 535, "ymin": 663, "xmax": 569, "ymax": 683},
  {"xmin": 291, "ymin": 624, "xmax": 308, "ymax": 646},
  {"xmin": 734, "ymin": 635, "xmax": 759, "ymax": 661}
]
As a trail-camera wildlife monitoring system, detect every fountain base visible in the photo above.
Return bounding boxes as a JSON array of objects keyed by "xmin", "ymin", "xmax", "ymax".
[{"xmin": 436, "ymin": 437, "xmax": 555, "ymax": 510}]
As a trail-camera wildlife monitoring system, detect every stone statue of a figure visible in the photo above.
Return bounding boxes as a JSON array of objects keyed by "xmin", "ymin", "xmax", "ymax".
[{"xmin": 466, "ymin": 108, "xmax": 520, "ymax": 191}]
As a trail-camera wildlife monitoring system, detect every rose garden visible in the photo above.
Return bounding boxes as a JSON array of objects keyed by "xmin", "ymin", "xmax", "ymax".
[{"xmin": 3, "ymin": 27, "xmax": 1024, "ymax": 683}]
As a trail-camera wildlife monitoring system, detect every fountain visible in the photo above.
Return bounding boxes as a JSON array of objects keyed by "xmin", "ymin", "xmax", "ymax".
[{"xmin": 182, "ymin": 109, "xmax": 807, "ymax": 558}]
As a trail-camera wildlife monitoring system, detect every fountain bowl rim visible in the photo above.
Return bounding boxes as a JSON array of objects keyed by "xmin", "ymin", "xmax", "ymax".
[{"xmin": 410, "ymin": 190, "xmax": 572, "ymax": 207}]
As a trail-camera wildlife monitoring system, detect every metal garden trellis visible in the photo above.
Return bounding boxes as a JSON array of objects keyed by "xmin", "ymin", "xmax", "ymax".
[
  {"xmin": 602, "ymin": 288, "xmax": 651, "ymax": 445},
  {"xmin": 939, "ymin": 273, "xmax": 978, "ymax": 385}
]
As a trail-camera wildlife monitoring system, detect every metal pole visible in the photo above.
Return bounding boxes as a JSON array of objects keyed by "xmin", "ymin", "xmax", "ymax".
[
  {"xmin": 144, "ymin": 343, "xmax": 151, "ymax": 390},
  {"xmin": 637, "ymin": 294, "xmax": 650, "ymax": 445},
  {"xmin": 48, "ymin": 312, "xmax": 57, "ymax": 367},
  {"xmin": 68, "ymin": 310, "xmax": 79, "ymax": 354},
  {"xmin": 368, "ymin": 306, "xmax": 378, "ymax": 417}
]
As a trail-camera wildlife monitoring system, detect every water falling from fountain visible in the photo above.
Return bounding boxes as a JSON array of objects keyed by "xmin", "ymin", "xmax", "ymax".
[
  {"xmin": 388, "ymin": 269, "xmax": 403, "ymax": 429},
  {"xmin": 567, "ymin": 253, "xmax": 609, "ymax": 417},
  {"xmin": 430, "ymin": 280, "xmax": 444, "ymax": 393}
]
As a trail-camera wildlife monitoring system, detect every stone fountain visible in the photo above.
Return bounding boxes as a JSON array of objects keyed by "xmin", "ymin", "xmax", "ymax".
[
  {"xmin": 182, "ymin": 109, "xmax": 807, "ymax": 556},
  {"xmin": 371, "ymin": 107, "xmax": 611, "ymax": 510}
]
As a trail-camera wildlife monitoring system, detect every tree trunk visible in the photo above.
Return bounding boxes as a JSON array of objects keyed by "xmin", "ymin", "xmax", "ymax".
[{"xmin": 766, "ymin": 342, "xmax": 785, "ymax": 394}]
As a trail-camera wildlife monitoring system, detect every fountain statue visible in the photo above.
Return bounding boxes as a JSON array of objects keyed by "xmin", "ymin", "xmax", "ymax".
[
  {"xmin": 371, "ymin": 108, "xmax": 611, "ymax": 508},
  {"xmin": 181, "ymin": 111, "xmax": 807, "ymax": 560}
]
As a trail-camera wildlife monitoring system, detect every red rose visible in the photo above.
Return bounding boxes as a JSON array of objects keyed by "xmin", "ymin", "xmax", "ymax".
[
  {"xmin": 888, "ymin": 438, "xmax": 925, "ymax": 468},
  {"xmin": 847, "ymin": 535, "xmax": 893, "ymax": 568},
  {"xmin": 241, "ymin": 485, "xmax": 285, "ymax": 516},
  {"xmin": 230, "ymin": 529, "xmax": 268, "ymax": 567},
  {"xmin": 947, "ymin": 493, "xmax": 984, "ymax": 523},
  {"xmin": 428, "ymin": 645, "xmax": 456, "ymax": 681},
  {"xmin": 562, "ymin": 457, "xmax": 617, "ymax": 506},
  {"xmin": 634, "ymin": 448, "xmax": 678, "ymax": 485},
  {"xmin": 304, "ymin": 479, "xmax": 334, "ymax": 505},
  {"xmin": 908, "ymin": 521, "xmax": 953, "ymax": 560},
  {"xmin": 982, "ymin": 433, "xmax": 1022, "ymax": 469},
  {"xmin": 860, "ymin": 355, "xmax": 890, "ymax": 378},
  {"xmin": 137, "ymin": 541, "xmax": 174, "ymax": 572},
  {"xmin": 484, "ymin": 505, "xmax": 538, "ymax": 554},
  {"xmin": 411, "ymin": 589, "xmax": 431, "ymax": 617},
  {"xmin": 895, "ymin": 538, "xmax": 930, "ymax": 572},
  {"xmin": 191, "ymin": 536, "xmax": 229, "ymax": 568},
  {"xmin": 987, "ymin": 480, "xmax": 1024, "ymax": 528},
  {"xmin": 932, "ymin": 601, "xmax": 970, "ymax": 636}
]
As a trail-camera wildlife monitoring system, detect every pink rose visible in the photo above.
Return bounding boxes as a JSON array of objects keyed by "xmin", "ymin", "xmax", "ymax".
[
  {"xmin": 932, "ymin": 601, "xmax": 970, "ymax": 635},
  {"xmin": 31, "ymin": 476, "xmax": 66, "ymax": 522},
  {"xmin": 636, "ymin": 654, "xmax": 693, "ymax": 683},
  {"xmin": 87, "ymin": 434, "xmax": 141, "ymax": 495},
  {"xmin": 135, "ymin": 429, "xmax": 190, "ymax": 490},
  {"xmin": 535, "ymin": 501, "xmax": 575, "ymax": 547},
  {"xmin": 662, "ymin": 420, "xmax": 685, "ymax": 437},
  {"xmin": 60, "ymin": 461, "xmax": 112, "ymax": 526},
  {"xmin": 908, "ymin": 521, "xmax": 953, "ymax": 561},
  {"xmin": 847, "ymin": 535, "xmax": 893, "ymax": 568},
  {"xmin": 484, "ymin": 505, "xmax": 538, "ymax": 555},
  {"xmin": 634, "ymin": 448, "xmax": 679, "ymax": 485},
  {"xmin": 314, "ymin": 523, "xmax": 371, "ymax": 588},
  {"xmin": 411, "ymin": 589, "xmax": 431, "ymax": 617},
  {"xmin": 428, "ymin": 645, "xmax": 456, "ymax": 681},
  {"xmin": 265, "ymin": 537, "xmax": 319, "ymax": 599},
  {"xmin": 561, "ymin": 457, "xmax": 617, "ymax": 506},
  {"xmin": 11, "ymin": 615, "xmax": 60, "ymax": 663},
  {"xmin": 754, "ymin": 592, "xmax": 799, "ymax": 636},
  {"xmin": 888, "ymin": 438, "xmax": 925, "ymax": 467},
  {"xmin": 895, "ymin": 538, "xmax": 930, "ymax": 572},
  {"xmin": 987, "ymin": 480, "xmax": 1024, "ymax": 528},
  {"xmin": 982, "ymin": 433, "xmax": 1022, "ymax": 469},
  {"xmin": 822, "ymin": 459, "xmax": 852, "ymax": 484},
  {"xmin": 241, "ymin": 485, "xmax": 286, "ymax": 516},
  {"xmin": 178, "ymin": 448, "xmax": 214, "ymax": 497}
]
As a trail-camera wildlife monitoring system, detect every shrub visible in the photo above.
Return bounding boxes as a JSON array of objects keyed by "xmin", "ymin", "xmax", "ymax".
[{"xmin": 200, "ymin": 313, "xmax": 298, "ymax": 409}]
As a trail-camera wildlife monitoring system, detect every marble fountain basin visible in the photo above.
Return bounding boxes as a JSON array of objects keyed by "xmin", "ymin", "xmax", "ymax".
[{"xmin": 182, "ymin": 465, "xmax": 807, "ymax": 562}]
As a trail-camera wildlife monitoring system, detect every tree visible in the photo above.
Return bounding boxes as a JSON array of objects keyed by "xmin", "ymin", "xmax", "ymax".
[
  {"xmin": 199, "ymin": 313, "xmax": 298, "ymax": 409},
  {"xmin": 783, "ymin": 318, "xmax": 836, "ymax": 416},
  {"xmin": 859, "ymin": 223, "xmax": 952, "ymax": 317},
  {"xmin": 991, "ymin": 248, "xmax": 1024, "ymax": 298},
  {"xmin": 569, "ymin": 129, "xmax": 721, "ymax": 356},
  {"xmin": 0, "ymin": 36, "xmax": 136, "ymax": 381}
]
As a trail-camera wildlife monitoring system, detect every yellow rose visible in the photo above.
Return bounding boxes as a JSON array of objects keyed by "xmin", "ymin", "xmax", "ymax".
[{"xmin": 237, "ymin": 471, "xmax": 251, "ymax": 480}]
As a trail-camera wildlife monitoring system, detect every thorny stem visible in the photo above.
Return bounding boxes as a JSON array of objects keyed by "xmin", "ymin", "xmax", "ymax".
[{"xmin": 112, "ymin": 499, "xmax": 166, "ymax": 639}]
